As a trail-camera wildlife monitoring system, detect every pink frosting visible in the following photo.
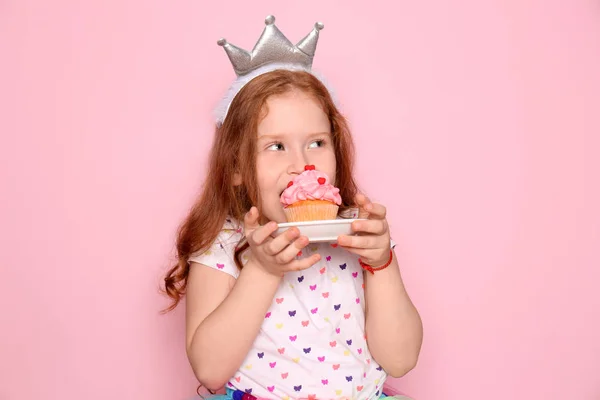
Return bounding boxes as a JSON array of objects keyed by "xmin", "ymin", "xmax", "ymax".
[{"xmin": 280, "ymin": 169, "xmax": 342, "ymax": 206}]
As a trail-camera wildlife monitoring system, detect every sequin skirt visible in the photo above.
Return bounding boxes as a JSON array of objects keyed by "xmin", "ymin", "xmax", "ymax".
[{"xmin": 196, "ymin": 387, "xmax": 413, "ymax": 400}]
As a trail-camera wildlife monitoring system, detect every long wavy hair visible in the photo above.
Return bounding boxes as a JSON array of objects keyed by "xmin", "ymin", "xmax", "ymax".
[{"xmin": 162, "ymin": 69, "xmax": 360, "ymax": 312}]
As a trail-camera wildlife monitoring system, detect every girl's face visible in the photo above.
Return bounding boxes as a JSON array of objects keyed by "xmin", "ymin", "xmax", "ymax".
[{"xmin": 255, "ymin": 89, "xmax": 337, "ymax": 223}]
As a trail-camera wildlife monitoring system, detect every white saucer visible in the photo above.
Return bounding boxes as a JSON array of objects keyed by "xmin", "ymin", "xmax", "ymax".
[{"xmin": 275, "ymin": 219, "xmax": 366, "ymax": 243}]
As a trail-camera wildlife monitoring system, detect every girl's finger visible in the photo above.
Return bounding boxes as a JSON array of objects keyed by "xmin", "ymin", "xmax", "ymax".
[
  {"xmin": 243, "ymin": 207, "xmax": 260, "ymax": 237},
  {"xmin": 356, "ymin": 193, "xmax": 387, "ymax": 220},
  {"xmin": 338, "ymin": 246, "xmax": 388, "ymax": 265},
  {"xmin": 364, "ymin": 202, "xmax": 387, "ymax": 220},
  {"xmin": 352, "ymin": 219, "xmax": 388, "ymax": 235},
  {"xmin": 355, "ymin": 193, "xmax": 371, "ymax": 219},
  {"xmin": 274, "ymin": 235, "xmax": 310, "ymax": 264},
  {"xmin": 251, "ymin": 220, "xmax": 279, "ymax": 246},
  {"xmin": 337, "ymin": 234, "xmax": 384, "ymax": 250},
  {"xmin": 287, "ymin": 253, "xmax": 322, "ymax": 272},
  {"xmin": 264, "ymin": 227, "xmax": 301, "ymax": 256}
]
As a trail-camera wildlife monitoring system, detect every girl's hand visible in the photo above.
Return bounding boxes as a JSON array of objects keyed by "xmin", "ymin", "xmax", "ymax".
[
  {"xmin": 337, "ymin": 193, "xmax": 391, "ymax": 266},
  {"xmin": 243, "ymin": 207, "xmax": 321, "ymax": 277}
]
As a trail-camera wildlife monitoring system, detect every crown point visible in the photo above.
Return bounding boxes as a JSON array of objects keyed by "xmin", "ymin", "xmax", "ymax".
[
  {"xmin": 315, "ymin": 22, "xmax": 324, "ymax": 31},
  {"xmin": 265, "ymin": 15, "xmax": 275, "ymax": 25},
  {"xmin": 217, "ymin": 38, "xmax": 227, "ymax": 46}
]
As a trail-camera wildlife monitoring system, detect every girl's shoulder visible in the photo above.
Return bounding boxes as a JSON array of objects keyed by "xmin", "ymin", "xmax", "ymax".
[{"xmin": 188, "ymin": 217, "xmax": 244, "ymax": 279}]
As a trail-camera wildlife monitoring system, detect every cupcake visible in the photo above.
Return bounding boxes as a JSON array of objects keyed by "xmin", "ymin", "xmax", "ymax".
[{"xmin": 280, "ymin": 165, "xmax": 342, "ymax": 222}]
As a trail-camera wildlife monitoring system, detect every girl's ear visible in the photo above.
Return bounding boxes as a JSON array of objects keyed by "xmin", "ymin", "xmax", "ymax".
[{"xmin": 233, "ymin": 172, "xmax": 242, "ymax": 186}]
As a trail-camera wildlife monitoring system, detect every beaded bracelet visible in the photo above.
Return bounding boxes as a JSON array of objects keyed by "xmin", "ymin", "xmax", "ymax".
[{"xmin": 359, "ymin": 249, "xmax": 394, "ymax": 274}]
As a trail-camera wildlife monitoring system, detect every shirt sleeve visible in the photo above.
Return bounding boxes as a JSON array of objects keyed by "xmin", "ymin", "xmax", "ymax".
[{"xmin": 188, "ymin": 228, "xmax": 243, "ymax": 279}]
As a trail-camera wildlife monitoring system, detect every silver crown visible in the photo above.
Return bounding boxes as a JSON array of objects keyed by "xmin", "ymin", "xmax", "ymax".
[{"xmin": 217, "ymin": 15, "xmax": 324, "ymax": 77}]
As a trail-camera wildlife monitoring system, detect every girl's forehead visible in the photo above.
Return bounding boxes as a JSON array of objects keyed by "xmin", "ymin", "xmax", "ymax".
[{"xmin": 258, "ymin": 93, "xmax": 329, "ymax": 136}]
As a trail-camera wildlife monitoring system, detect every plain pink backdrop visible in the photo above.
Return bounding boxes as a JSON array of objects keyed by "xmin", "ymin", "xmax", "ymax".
[{"xmin": 1, "ymin": 1, "xmax": 599, "ymax": 399}]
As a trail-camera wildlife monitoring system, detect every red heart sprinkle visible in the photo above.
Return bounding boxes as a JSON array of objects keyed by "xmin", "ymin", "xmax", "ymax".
[
  {"xmin": 317, "ymin": 177, "xmax": 326, "ymax": 185},
  {"xmin": 287, "ymin": 181, "xmax": 293, "ymax": 188},
  {"xmin": 304, "ymin": 165, "xmax": 315, "ymax": 171}
]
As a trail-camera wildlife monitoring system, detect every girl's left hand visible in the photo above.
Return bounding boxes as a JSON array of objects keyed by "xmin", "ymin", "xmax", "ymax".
[{"xmin": 337, "ymin": 193, "xmax": 391, "ymax": 266}]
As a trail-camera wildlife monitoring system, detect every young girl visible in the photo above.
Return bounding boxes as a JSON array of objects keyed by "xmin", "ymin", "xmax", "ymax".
[{"xmin": 163, "ymin": 15, "xmax": 422, "ymax": 400}]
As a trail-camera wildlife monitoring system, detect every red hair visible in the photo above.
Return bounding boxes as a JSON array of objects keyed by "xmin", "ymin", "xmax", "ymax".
[{"xmin": 162, "ymin": 70, "xmax": 360, "ymax": 312}]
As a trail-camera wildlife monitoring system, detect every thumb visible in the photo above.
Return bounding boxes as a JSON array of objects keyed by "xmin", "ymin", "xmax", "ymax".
[
  {"xmin": 243, "ymin": 206, "xmax": 261, "ymax": 237},
  {"xmin": 356, "ymin": 193, "xmax": 371, "ymax": 219}
]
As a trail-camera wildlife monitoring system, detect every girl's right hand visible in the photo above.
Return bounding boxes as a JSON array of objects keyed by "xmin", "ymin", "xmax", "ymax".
[{"xmin": 243, "ymin": 206, "xmax": 321, "ymax": 277}]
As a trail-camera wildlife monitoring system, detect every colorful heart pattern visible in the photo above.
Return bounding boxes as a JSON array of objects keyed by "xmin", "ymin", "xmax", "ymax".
[{"xmin": 210, "ymin": 236, "xmax": 384, "ymax": 398}]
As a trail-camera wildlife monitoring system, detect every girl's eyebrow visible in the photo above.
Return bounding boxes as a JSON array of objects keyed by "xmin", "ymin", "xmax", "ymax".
[
  {"xmin": 257, "ymin": 131, "xmax": 331, "ymax": 142},
  {"xmin": 256, "ymin": 133, "xmax": 284, "ymax": 142}
]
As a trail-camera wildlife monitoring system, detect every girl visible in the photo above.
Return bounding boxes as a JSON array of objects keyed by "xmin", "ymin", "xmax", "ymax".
[{"xmin": 163, "ymin": 16, "xmax": 422, "ymax": 400}]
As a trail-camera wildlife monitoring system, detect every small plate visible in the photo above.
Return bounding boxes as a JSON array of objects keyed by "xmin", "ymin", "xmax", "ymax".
[{"xmin": 275, "ymin": 219, "xmax": 366, "ymax": 243}]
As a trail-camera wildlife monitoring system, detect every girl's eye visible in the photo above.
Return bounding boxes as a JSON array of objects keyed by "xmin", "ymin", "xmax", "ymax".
[
  {"xmin": 266, "ymin": 139, "xmax": 325, "ymax": 151},
  {"xmin": 267, "ymin": 142, "xmax": 285, "ymax": 151},
  {"xmin": 309, "ymin": 139, "xmax": 326, "ymax": 149}
]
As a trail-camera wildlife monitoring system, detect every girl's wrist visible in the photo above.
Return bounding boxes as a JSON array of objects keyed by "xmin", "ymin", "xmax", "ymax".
[
  {"xmin": 359, "ymin": 249, "xmax": 394, "ymax": 274},
  {"xmin": 244, "ymin": 258, "xmax": 284, "ymax": 283}
]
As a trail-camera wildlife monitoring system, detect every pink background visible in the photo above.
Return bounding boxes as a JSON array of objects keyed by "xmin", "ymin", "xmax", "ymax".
[{"xmin": 1, "ymin": 1, "xmax": 599, "ymax": 399}]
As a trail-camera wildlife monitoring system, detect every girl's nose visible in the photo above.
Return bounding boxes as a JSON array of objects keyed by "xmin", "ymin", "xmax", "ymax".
[{"xmin": 286, "ymin": 151, "xmax": 310, "ymax": 175}]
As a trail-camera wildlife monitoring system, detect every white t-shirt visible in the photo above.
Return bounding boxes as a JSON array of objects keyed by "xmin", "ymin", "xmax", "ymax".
[{"xmin": 189, "ymin": 217, "xmax": 394, "ymax": 400}]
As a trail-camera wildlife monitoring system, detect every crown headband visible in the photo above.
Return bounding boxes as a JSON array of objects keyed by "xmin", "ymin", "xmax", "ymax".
[{"xmin": 214, "ymin": 15, "xmax": 339, "ymax": 125}]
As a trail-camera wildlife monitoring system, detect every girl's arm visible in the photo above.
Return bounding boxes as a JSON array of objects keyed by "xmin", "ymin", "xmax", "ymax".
[
  {"xmin": 186, "ymin": 207, "xmax": 319, "ymax": 391},
  {"xmin": 186, "ymin": 260, "xmax": 281, "ymax": 391},
  {"xmin": 363, "ymin": 253, "xmax": 423, "ymax": 377},
  {"xmin": 337, "ymin": 194, "xmax": 423, "ymax": 377}
]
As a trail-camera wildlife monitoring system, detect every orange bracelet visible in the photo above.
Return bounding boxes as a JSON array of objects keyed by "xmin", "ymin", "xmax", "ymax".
[{"xmin": 359, "ymin": 249, "xmax": 394, "ymax": 274}]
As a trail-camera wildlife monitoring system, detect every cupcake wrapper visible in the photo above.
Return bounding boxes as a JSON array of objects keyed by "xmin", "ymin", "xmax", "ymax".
[{"xmin": 283, "ymin": 203, "xmax": 339, "ymax": 222}]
